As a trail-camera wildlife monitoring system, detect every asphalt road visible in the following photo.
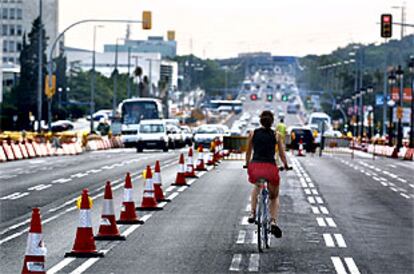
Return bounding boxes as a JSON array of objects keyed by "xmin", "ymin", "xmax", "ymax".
[{"xmin": 0, "ymin": 96, "xmax": 413, "ymax": 273}]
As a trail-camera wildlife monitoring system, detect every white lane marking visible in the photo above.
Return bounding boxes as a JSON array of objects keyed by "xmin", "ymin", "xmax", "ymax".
[
  {"xmin": 49, "ymin": 197, "xmax": 78, "ymax": 213},
  {"xmin": 334, "ymin": 234, "xmax": 347, "ymax": 248},
  {"xmin": 248, "ymin": 254, "xmax": 260, "ymax": 272},
  {"xmin": 197, "ymin": 171, "xmax": 207, "ymax": 177},
  {"xmin": 251, "ymin": 231, "xmax": 258, "ymax": 245},
  {"xmin": 305, "ymin": 177, "xmax": 312, "ymax": 183},
  {"xmin": 388, "ymin": 182, "xmax": 396, "ymax": 186},
  {"xmin": 375, "ymin": 168, "xmax": 381, "ymax": 172},
  {"xmin": 308, "ymin": 183, "xmax": 315, "ymax": 188},
  {"xmin": 70, "ymin": 172, "xmax": 88, "ymax": 178},
  {"xmin": 0, "ymin": 228, "xmax": 28, "ymax": 245},
  {"xmin": 323, "ymin": 234, "xmax": 335, "ymax": 247},
  {"xmin": 311, "ymin": 189, "xmax": 319, "ymax": 195},
  {"xmin": 229, "ymin": 254, "xmax": 242, "ymax": 272},
  {"xmin": 0, "ymin": 192, "xmax": 21, "ymax": 200},
  {"xmin": 331, "ymin": 257, "xmax": 347, "ymax": 274},
  {"xmin": 47, "ymin": 258, "xmax": 76, "ymax": 274},
  {"xmin": 301, "ymin": 181, "xmax": 308, "ymax": 188},
  {"xmin": 101, "ymin": 165, "xmax": 111, "ymax": 170},
  {"xmin": 241, "ymin": 216, "xmax": 250, "ymax": 225},
  {"xmin": 311, "ymin": 206, "xmax": 320, "ymax": 214},
  {"xmin": 0, "ymin": 218, "xmax": 31, "ymax": 236},
  {"xmin": 87, "ymin": 169, "xmax": 102, "ymax": 174},
  {"xmin": 380, "ymin": 181, "xmax": 388, "ymax": 187},
  {"xmin": 389, "ymin": 173, "xmax": 398, "ymax": 178},
  {"xmin": 409, "ymin": 184, "xmax": 414, "ymax": 189},
  {"xmin": 165, "ymin": 186, "xmax": 175, "ymax": 192},
  {"xmin": 388, "ymin": 164, "xmax": 397, "ymax": 168},
  {"xmin": 320, "ymin": 206, "xmax": 330, "ymax": 215},
  {"xmin": 400, "ymin": 193, "xmax": 410, "ymax": 199},
  {"xmin": 307, "ymin": 197, "xmax": 316, "ymax": 204},
  {"xmin": 326, "ymin": 217, "xmax": 337, "ymax": 227},
  {"xmin": 70, "ymin": 250, "xmax": 108, "ymax": 274},
  {"xmin": 344, "ymin": 257, "xmax": 361, "ymax": 274},
  {"xmin": 315, "ymin": 196, "xmax": 324, "ymax": 204},
  {"xmin": 177, "ymin": 186, "xmax": 187, "ymax": 192},
  {"xmin": 398, "ymin": 178, "xmax": 407, "ymax": 183},
  {"xmin": 372, "ymin": 176, "xmax": 381, "ymax": 181},
  {"xmin": 316, "ymin": 217, "xmax": 326, "ymax": 227},
  {"xmin": 236, "ymin": 230, "xmax": 246, "ymax": 244},
  {"xmin": 28, "ymin": 184, "xmax": 52, "ymax": 191},
  {"xmin": 390, "ymin": 187, "xmax": 398, "ymax": 192},
  {"xmin": 166, "ymin": 192, "xmax": 179, "ymax": 200},
  {"xmin": 121, "ymin": 224, "xmax": 141, "ymax": 237},
  {"xmin": 157, "ymin": 201, "xmax": 168, "ymax": 208},
  {"xmin": 304, "ymin": 189, "xmax": 311, "ymax": 195},
  {"xmin": 187, "ymin": 179, "xmax": 196, "ymax": 186},
  {"xmin": 245, "ymin": 204, "xmax": 251, "ymax": 212},
  {"xmin": 51, "ymin": 178, "xmax": 72, "ymax": 184},
  {"xmin": 399, "ymin": 188, "xmax": 408, "ymax": 192},
  {"xmin": 9, "ymin": 192, "xmax": 30, "ymax": 200},
  {"xmin": 140, "ymin": 214, "xmax": 152, "ymax": 222},
  {"xmin": 379, "ymin": 177, "xmax": 387, "ymax": 181}
]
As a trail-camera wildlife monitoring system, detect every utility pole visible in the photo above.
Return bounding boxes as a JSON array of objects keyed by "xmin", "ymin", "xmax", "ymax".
[
  {"xmin": 127, "ymin": 47, "xmax": 131, "ymax": 99},
  {"xmin": 90, "ymin": 25, "xmax": 103, "ymax": 133},
  {"xmin": 112, "ymin": 39, "xmax": 119, "ymax": 119},
  {"xmin": 36, "ymin": 0, "xmax": 43, "ymax": 132}
]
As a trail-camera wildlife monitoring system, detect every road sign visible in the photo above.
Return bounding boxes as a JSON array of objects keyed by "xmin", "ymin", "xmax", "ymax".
[
  {"xmin": 45, "ymin": 75, "xmax": 56, "ymax": 98},
  {"xmin": 375, "ymin": 94, "xmax": 390, "ymax": 105},
  {"xmin": 381, "ymin": 14, "xmax": 392, "ymax": 38},
  {"xmin": 403, "ymin": 88, "xmax": 412, "ymax": 102}
]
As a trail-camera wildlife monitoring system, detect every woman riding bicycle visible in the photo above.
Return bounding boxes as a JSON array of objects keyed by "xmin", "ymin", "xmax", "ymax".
[{"xmin": 245, "ymin": 110, "xmax": 289, "ymax": 238}]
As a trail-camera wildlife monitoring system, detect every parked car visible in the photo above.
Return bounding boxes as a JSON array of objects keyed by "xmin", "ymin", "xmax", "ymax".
[
  {"xmin": 180, "ymin": 125, "xmax": 193, "ymax": 146},
  {"xmin": 286, "ymin": 126, "xmax": 315, "ymax": 152},
  {"xmin": 167, "ymin": 124, "xmax": 185, "ymax": 148},
  {"xmin": 87, "ymin": 109, "xmax": 113, "ymax": 121},
  {"xmin": 193, "ymin": 125, "xmax": 224, "ymax": 148},
  {"xmin": 43, "ymin": 120, "xmax": 74, "ymax": 132},
  {"xmin": 136, "ymin": 120, "xmax": 169, "ymax": 152},
  {"xmin": 287, "ymin": 103, "xmax": 298, "ymax": 114}
]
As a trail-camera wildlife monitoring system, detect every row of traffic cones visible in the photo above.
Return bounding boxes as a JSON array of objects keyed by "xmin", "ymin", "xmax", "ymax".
[{"xmin": 21, "ymin": 145, "xmax": 223, "ymax": 273}]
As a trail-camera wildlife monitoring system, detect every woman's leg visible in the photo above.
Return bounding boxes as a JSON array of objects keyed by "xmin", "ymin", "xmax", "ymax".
[{"xmin": 268, "ymin": 183, "xmax": 280, "ymax": 222}]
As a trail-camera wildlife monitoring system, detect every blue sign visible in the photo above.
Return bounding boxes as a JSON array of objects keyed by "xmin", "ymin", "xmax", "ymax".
[{"xmin": 375, "ymin": 94, "xmax": 390, "ymax": 106}]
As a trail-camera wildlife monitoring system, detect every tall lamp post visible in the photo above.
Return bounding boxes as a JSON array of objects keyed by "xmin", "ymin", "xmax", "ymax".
[
  {"xmin": 90, "ymin": 25, "xmax": 104, "ymax": 133},
  {"xmin": 366, "ymin": 86, "xmax": 374, "ymax": 139},
  {"xmin": 408, "ymin": 57, "xmax": 414, "ymax": 148},
  {"xmin": 387, "ymin": 71, "xmax": 396, "ymax": 146},
  {"xmin": 395, "ymin": 65, "xmax": 404, "ymax": 150},
  {"xmin": 359, "ymin": 87, "xmax": 367, "ymax": 140}
]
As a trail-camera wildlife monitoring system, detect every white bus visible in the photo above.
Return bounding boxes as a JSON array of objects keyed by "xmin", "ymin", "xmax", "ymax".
[
  {"xmin": 210, "ymin": 100, "xmax": 243, "ymax": 114},
  {"xmin": 120, "ymin": 98, "xmax": 164, "ymax": 147}
]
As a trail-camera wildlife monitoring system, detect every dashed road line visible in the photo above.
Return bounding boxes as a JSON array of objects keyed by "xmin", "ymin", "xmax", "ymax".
[
  {"xmin": 307, "ymin": 196, "xmax": 316, "ymax": 204},
  {"xmin": 316, "ymin": 217, "xmax": 327, "ymax": 227},
  {"xmin": 315, "ymin": 196, "xmax": 324, "ymax": 204},
  {"xmin": 236, "ymin": 230, "xmax": 246, "ymax": 244},
  {"xmin": 166, "ymin": 192, "xmax": 179, "ymax": 200},
  {"xmin": 320, "ymin": 206, "xmax": 330, "ymax": 215},
  {"xmin": 248, "ymin": 254, "xmax": 260, "ymax": 272},
  {"xmin": 400, "ymin": 193, "xmax": 410, "ymax": 199},
  {"xmin": 331, "ymin": 257, "xmax": 347, "ymax": 274},
  {"xmin": 325, "ymin": 217, "xmax": 337, "ymax": 227},
  {"xmin": 311, "ymin": 206, "xmax": 320, "ymax": 214},
  {"xmin": 344, "ymin": 257, "xmax": 361, "ymax": 274},
  {"xmin": 334, "ymin": 234, "xmax": 347, "ymax": 248},
  {"xmin": 47, "ymin": 258, "xmax": 76, "ymax": 274},
  {"xmin": 323, "ymin": 233, "xmax": 335, "ymax": 247},
  {"xmin": 241, "ymin": 216, "xmax": 250, "ymax": 225},
  {"xmin": 229, "ymin": 254, "xmax": 242, "ymax": 272},
  {"xmin": 51, "ymin": 178, "xmax": 72, "ymax": 184}
]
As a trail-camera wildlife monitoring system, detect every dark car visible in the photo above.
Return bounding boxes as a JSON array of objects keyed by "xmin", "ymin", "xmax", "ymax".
[{"xmin": 286, "ymin": 126, "xmax": 315, "ymax": 152}]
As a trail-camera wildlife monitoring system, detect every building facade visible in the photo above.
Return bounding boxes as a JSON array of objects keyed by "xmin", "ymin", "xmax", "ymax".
[{"xmin": 0, "ymin": 0, "xmax": 59, "ymax": 65}]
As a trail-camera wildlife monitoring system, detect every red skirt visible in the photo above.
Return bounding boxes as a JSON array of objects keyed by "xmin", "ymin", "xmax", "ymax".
[{"xmin": 248, "ymin": 162, "xmax": 280, "ymax": 186}]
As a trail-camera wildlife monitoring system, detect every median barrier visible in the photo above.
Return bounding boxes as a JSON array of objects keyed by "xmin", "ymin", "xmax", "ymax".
[
  {"xmin": 2, "ymin": 141, "xmax": 15, "ymax": 161},
  {"xmin": 222, "ymin": 136, "xmax": 248, "ymax": 160},
  {"xmin": 0, "ymin": 145, "xmax": 7, "ymax": 162}
]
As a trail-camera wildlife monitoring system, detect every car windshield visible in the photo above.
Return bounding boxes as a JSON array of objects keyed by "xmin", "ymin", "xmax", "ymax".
[
  {"xmin": 139, "ymin": 124, "xmax": 165, "ymax": 133},
  {"xmin": 196, "ymin": 127, "xmax": 219, "ymax": 134}
]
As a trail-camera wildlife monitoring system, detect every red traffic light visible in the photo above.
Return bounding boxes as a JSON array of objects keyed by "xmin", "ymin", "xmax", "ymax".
[
  {"xmin": 381, "ymin": 14, "xmax": 392, "ymax": 38},
  {"xmin": 250, "ymin": 94, "xmax": 257, "ymax": 101}
]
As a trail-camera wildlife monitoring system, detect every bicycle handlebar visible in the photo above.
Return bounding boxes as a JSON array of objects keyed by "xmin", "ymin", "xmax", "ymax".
[{"xmin": 243, "ymin": 164, "xmax": 292, "ymax": 171}]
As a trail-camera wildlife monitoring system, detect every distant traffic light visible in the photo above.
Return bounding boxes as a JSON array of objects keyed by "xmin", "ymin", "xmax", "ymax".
[
  {"xmin": 250, "ymin": 94, "xmax": 257, "ymax": 101},
  {"xmin": 142, "ymin": 11, "xmax": 152, "ymax": 30},
  {"xmin": 381, "ymin": 14, "xmax": 392, "ymax": 38},
  {"xmin": 282, "ymin": 95, "xmax": 288, "ymax": 102},
  {"xmin": 266, "ymin": 94, "xmax": 273, "ymax": 102}
]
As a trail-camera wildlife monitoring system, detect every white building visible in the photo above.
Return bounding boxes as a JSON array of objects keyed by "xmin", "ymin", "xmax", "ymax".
[
  {"xmin": 0, "ymin": 0, "xmax": 59, "ymax": 65},
  {"xmin": 65, "ymin": 47, "xmax": 178, "ymax": 94}
]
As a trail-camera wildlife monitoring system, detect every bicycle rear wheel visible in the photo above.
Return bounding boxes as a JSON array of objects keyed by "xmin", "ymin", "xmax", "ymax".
[{"xmin": 257, "ymin": 198, "xmax": 263, "ymax": 253}]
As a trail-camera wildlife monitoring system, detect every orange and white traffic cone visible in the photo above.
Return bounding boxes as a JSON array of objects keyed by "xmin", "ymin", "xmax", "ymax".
[
  {"xmin": 153, "ymin": 160, "xmax": 170, "ymax": 202},
  {"xmin": 172, "ymin": 153, "xmax": 189, "ymax": 186},
  {"xmin": 297, "ymin": 138, "xmax": 305, "ymax": 157},
  {"xmin": 195, "ymin": 145, "xmax": 207, "ymax": 171},
  {"xmin": 21, "ymin": 208, "xmax": 47, "ymax": 274},
  {"xmin": 117, "ymin": 173, "xmax": 144, "ymax": 224},
  {"xmin": 185, "ymin": 148, "xmax": 198, "ymax": 178},
  {"xmin": 65, "ymin": 189, "xmax": 104, "ymax": 258},
  {"xmin": 95, "ymin": 181, "xmax": 126, "ymax": 240},
  {"xmin": 136, "ymin": 166, "xmax": 163, "ymax": 211}
]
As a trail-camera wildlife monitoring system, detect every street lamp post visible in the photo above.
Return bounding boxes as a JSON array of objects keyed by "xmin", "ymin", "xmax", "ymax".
[
  {"xmin": 360, "ymin": 87, "xmax": 366, "ymax": 140},
  {"xmin": 127, "ymin": 47, "xmax": 131, "ymax": 99},
  {"xmin": 36, "ymin": 0, "xmax": 43, "ymax": 132},
  {"xmin": 395, "ymin": 65, "xmax": 404, "ymax": 150},
  {"xmin": 367, "ymin": 86, "xmax": 374, "ymax": 139},
  {"xmin": 90, "ymin": 25, "xmax": 104, "ymax": 133},
  {"xmin": 408, "ymin": 57, "xmax": 414, "ymax": 148},
  {"xmin": 112, "ymin": 38, "xmax": 123, "ymax": 119},
  {"xmin": 387, "ymin": 70, "xmax": 396, "ymax": 146}
]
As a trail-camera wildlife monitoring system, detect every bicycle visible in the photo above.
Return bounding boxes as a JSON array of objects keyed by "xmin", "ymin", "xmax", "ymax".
[{"xmin": 244, "ymin": 165, "xmax": 292, "ymax": 252}]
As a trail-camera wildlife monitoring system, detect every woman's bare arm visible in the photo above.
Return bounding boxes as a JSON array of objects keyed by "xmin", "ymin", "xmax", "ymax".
[
  {"xmin": 245, "ymin": 131, "xmax": 253, "ymax": 167},
  {"xmin": 277, "ymin": 132, "xmax": 289, "ymax": 168}
]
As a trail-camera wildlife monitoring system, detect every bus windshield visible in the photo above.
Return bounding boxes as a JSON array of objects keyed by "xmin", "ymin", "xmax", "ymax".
[{"xmin": 121, "ymin": 101, "xmax": 160, "ymax": 125}]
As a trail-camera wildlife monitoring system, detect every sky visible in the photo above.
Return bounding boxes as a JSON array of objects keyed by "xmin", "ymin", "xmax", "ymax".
[{"xmin": 59, "ymin": 0, "xmax": 414, "ymax": 59}]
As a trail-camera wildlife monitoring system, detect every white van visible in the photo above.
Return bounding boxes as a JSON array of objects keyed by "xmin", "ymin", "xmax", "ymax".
[
  {"xmin": 136, "ymin": 120, "xmax": 170, "ymax": 152},
  {"xmin": 308, "ymin": 112, "xmax": 331, "ymax": 132}
]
